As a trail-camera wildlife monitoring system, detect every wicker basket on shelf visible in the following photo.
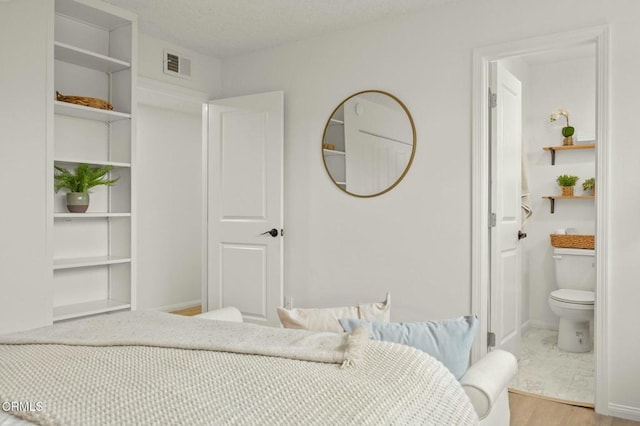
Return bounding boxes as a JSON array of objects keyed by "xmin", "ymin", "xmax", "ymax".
[
  {"xmin": 56, "ymin": 91, "xmax": 113, "ymax": 111},
  {"xmin": 549, "ymin": 234, "xmax": 595, "ymax": 249}
]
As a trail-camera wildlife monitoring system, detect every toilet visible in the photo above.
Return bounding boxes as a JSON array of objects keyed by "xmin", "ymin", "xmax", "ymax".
[{"xmin": 548, "ymin": 247, "xmax": 595, "ymax": 352}]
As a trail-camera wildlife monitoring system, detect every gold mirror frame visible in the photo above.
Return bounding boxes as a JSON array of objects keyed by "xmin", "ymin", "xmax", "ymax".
[{"xmin": 321, "ymin": 90, "xmax": 416, "ymax": 198}]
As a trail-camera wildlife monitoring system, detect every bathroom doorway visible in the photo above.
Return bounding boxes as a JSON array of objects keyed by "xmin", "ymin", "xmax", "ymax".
[
  {"xmin": 471, "ymin": 26, "xmax": 610, "ymax": 414},
  {"xmin": 499, "ymin": 44, "xmax": 597, "ymax": 405}
]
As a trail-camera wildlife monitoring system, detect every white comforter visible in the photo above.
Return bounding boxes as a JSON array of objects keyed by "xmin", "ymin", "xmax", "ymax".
[{"xmin": 0, "ymin": 312, "xmax": 477, "ymax": 425}]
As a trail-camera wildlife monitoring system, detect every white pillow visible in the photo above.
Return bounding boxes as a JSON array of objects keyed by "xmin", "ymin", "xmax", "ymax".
[{"xmin": 277, "ymin": 293, "xmax": 390, "ymax": 332}]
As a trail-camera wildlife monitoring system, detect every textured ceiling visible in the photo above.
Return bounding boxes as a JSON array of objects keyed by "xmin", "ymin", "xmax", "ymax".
[{"xmin": 100, "ymin": 0, "xmax": 455, "ymax": 58}]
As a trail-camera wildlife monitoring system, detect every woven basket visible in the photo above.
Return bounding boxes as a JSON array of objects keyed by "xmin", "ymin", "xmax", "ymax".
[
  {"xmin": 56, "ymin": 91, "xmax": 113, "ymax": 111},
  {"xmin": 561, "ymin": 186, "xmax": 574, "ymax": 196},
  {"xmin": 550, "ymin": 234, "xmax": 595, "ymax": 249}
]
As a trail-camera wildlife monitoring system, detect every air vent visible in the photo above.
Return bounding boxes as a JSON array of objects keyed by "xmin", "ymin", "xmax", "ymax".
[{"xmin": 163, "ymin": 49, "xmax": 191, "ymax": 79}]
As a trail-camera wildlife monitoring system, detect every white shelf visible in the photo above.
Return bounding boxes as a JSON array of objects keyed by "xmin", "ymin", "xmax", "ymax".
[
  {"xmin": 54, "ymin": 158, "xmax": 131, "ymax": 168},
  {"xmin": 55, "ymin": 101, "xmax": 130, "ymax": 122},
  {"xmin": 54, "ymin": 42, "xmax": 130, "ymax": 73},
  {"xmin": 323, "ymin": 149, "xmax": 346, "ymax": 156},
  {"xmin": 53, "ymin": 255, "xmax": 131, "ymax": 270},
  {"xmin": 53, "ymin": 299, "xmax": 131, "ymax": 322},
  {"xmin": 330, "ymin": 118, "xmax": 344, "ymax": 125},
  {"xmin": 54, "ymin": 212, "xmax": 131, "ymax": 219}
]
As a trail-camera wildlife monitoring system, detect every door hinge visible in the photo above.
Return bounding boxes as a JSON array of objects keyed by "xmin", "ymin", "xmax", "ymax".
[
  {"xmin": 487, "ymin": 332, "xmax": 496, "ymax": 347},
  {"xmin": 489, "ymin": 91, "xmax": 497, "ymax": 108},
  {"xmin": 490, "ymin": 212, "xmax": 496, "ymax": 228}
]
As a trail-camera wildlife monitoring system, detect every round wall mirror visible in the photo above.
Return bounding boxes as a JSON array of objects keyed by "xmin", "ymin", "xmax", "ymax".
[{"xmin": 321, "ymin": 90, "xmax": 416, "ymax": 197}]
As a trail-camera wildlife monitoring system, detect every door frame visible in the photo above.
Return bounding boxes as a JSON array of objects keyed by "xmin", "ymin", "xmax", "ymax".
[{"xmin": 470, "ymin": 26, "xmax": 610, "ymax": 414}]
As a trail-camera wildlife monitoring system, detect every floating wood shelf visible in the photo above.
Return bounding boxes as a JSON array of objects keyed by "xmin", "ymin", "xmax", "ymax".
[
  {"xmin": 542, "ymin": 195, "xmax": 595, "ymax": 213},
  {"xmin": 542, "ymin": 143, "xmax": 595, "ymax": 165}
]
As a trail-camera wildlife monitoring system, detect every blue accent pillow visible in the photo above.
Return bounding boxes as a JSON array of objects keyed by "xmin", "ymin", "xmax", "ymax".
[{"xmin": 339, "ymin": 315, "xmax": 479, "ymax": 379}]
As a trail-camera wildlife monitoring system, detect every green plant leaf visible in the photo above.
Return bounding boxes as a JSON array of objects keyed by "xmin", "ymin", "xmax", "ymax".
[
  {"xmin": 562, "ymin": 126, "xmax": 575, "ymax": 137},
  {"xmin": 54, "ymin": 163, "xmax": 119, "ymax": 194},
  {"xmin": 582, "ymin": 177, "xmax": 595, "ymax": 190},
  {"xmin": 556, "ymin": 174, "xmax": 579, "ymax": 187}
]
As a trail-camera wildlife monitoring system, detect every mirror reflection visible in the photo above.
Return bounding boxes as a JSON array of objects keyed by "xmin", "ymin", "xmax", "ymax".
[{"xmin": 322, "ymin": 90, "xmax": 416, "ymax": 197}]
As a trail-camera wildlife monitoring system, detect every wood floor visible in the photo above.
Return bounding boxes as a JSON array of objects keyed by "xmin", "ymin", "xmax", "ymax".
[
  {"xmin": 171, "ymin": 305, "xmax": 202, "ymax": 316},
  {"xmin": 509, "ymin": 391, "xmax": 640, "ymax": 426},
  {"xmin": 173, "ymin": 307, "xmax": 639, "ymax": 425}
]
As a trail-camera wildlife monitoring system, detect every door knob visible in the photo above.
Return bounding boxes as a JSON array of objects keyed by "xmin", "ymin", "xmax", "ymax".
[
  {"xmin": 261, "ymin": 228, "xmax": 279, "ymax": 237},
  {"xmin": 518, "ymin": 230, "xmax": 527, "ymax": 240}
]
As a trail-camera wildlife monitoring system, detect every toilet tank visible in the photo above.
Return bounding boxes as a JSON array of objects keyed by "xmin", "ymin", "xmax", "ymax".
[{"xmin": 553, "ymin": 248, "xmax": 596, "ymax": 290}]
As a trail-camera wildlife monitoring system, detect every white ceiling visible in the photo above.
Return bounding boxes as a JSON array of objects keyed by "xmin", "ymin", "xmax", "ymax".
[{"xmin": 100, "ymin": 0, "xmax": 457, "ymax": 58}]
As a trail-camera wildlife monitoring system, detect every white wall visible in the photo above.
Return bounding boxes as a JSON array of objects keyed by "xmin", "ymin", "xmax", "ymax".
[
  {"xmin": 220, "ymin": 0, "xmax": 640, "ymax": 417},
  {"xmin": 135, "ymin": 35, "xmax": 221, "ymax": 310},
  {"xmin": 525, "ymin": 55, "xmax": 596, "ymax": 329},
  {"xmin": 0, "ymin": 0, "xmax": 53, "ymax": 334},
  {"xmin": 138, "ymin": 33, "xmax": 221, "ymax": 98}
]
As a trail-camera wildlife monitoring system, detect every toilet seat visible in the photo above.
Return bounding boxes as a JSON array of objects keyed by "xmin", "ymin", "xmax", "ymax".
[{"xmin": 550, "ymin": 289, "xmax": 594, "ymax": 305}]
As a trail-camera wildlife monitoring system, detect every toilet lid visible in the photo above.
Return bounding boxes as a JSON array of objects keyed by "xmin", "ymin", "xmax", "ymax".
[{"xmin": 550, "ymin": 289, "xmax": 595, "ymax": 305}]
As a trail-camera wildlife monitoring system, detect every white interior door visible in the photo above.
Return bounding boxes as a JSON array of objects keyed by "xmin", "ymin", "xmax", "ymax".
[
  {"xmin": 206, "ymin": 91, "xmax": 283, "ymax": 326},
  {"xmin": 489, "ymin": 62, "xmax": 522, "ymax": 356}
]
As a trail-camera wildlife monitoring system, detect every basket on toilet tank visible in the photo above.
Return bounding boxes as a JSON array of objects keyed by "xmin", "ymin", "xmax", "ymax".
[{"xmin": 550, "ymin": 234, "xmax": 595, "ymax": 249}]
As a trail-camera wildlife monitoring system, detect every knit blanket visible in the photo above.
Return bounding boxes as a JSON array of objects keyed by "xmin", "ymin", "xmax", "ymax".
[{"xmin": 0, "ymin": 311, "xmax": 478, "ymax": 425}]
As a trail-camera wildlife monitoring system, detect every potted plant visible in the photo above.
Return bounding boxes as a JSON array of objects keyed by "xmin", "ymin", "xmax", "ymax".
[
  {"xmin": 550, "ymin": 109, "xmax": 575, "ymax": 146},
  {"xmin": 54, "ymin": 164, "xmax": 119, "ymax": 213},
  {"xmin": 556, "ymin": 174, "xmax": 579, "ymax": 197},
  {"xmin": 582, "ymin": 177, "xmax": 595, "ymax": 196}
]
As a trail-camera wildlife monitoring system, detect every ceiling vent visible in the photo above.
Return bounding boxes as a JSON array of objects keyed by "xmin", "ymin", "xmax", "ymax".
[{"xmin": 163, "ymin": 49, "xmax": 191, "ymax": 79}]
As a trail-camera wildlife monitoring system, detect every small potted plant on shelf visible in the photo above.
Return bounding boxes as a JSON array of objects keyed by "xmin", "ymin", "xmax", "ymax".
[
  {"xmin": 54, "ymin": 164, "xmax": 119, "ymax": 213},
  {"xmin": 582, "ymin": 177, "xmax": 595, "ymax": 196},
  {"xmin": 556, "ymin": 174, "xmax": 579, "ymax": 197},
  {"xmin": 550, "ymin": 108, "xmax": 575, "ymax": 146}
]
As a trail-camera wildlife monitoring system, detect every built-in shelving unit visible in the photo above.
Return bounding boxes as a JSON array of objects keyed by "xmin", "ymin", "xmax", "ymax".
[
  {"xmin": 51, "ymin": 0, "xmax": 136, "ymax": 322},
  {"xmin": 542, "ymin": 143, "xmax": 595, "ymax": 165},
  {"xmin": 542, "ymin": 195, "xmax": 595, "ymax": 213}
]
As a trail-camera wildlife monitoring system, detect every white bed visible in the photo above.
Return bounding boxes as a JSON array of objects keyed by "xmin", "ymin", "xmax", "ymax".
[{"xmin": 0, "ymin": 311, "xmax": 478, "ymax": 425}]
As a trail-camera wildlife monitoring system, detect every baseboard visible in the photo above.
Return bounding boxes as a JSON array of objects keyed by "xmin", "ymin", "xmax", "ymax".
[
  {"xmin": 608, "ymin": 403, "xmax": 640, "ymax": 422},
  {"xmin": 152, "ymin": 300, "xmax": 201, "ymax": 313},
  {"xmin": 520, "ymin": 320, "xmax": 530, "ymax": 334},
  {"xmin": 527, "ymin": 320, "xmax": 559, "ymax": 331}
]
